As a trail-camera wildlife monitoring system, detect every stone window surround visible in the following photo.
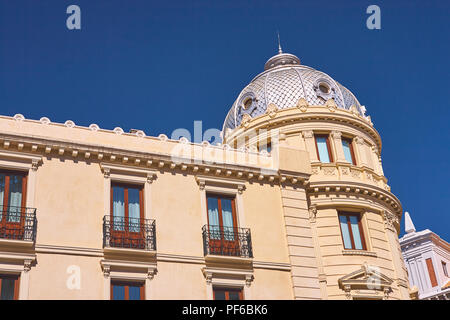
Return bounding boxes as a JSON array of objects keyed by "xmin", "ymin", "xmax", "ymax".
[
  {"xmin": 196, "ymin": 175, "xmax": 247, "ymax": 229},
  {"xmin": 334, "ymin": 206, "xmax": 374, "ymax": 254},
  {"xmin": 100, "ymin": 163, "xmax": 157, "ymax": 220},
  {"xmin": 99, "ymin": 163, "xmax": 158, "ymax": 300},
  {"xmin": 302, "ymin": 130, "xmax": 379, "ymax": 174},
  {"xmin": 0, "ymin": 150, "xmax": 42, "ymax": 300},
  {"xmin": 196, "ymin": 176, "xmax": 254, "ymax": 300},
  {"xmin": 202, "ymin": 267, "xmax": 253, "ymax": 300},
  {"xmin": 0, "ymin": 150, "xmax": 42, "ymax": 209},
  {"xmin": 101, "ymin": 260, "xmax": 157, "ymax": 300}
]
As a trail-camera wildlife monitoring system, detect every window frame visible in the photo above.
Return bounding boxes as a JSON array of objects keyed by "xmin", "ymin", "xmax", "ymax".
[
  {"xmin": 341, "ymin": 137, "xmax": 357, "ymax": 165},
  {"xmin": 425, "ymin": 258, "xmax": 438, "ymax": 288},
  {"xmin": 0, "ymin": 169, "xmax": 28, "ymax": 209},
  {"xmin": 206, "ymin": 193, "xmax": 238, "ymax": 231},
  {"xmin": 0, "ymin": 274, "xmax": 20, "ymax": 300},
  {"xmin": 110, "ymin": 182, "xmax": 144, "ymax": 224},
  {"xmin": 442, "ymin": 261, "xmax": 448, "ymax": 278},
  {"xmin": 338, "ymin": 212, "xmax": 367, "ymax": 251},
  {"xmin": 110, "ymin": 280, "xmax": 145, "ymax": 300},
  {"xmin": 257, "ymin": 139, "xmax": 272, "ymax": 153},
  {"xmin": 109, "ymin": 182, "xmax": 145, "ymax": 248},
  {"xmin": 0, "ymin": 169, "xmax": 28, "ymax": 235},
  {"xmin": 314, "ymin": 134, "xmax": 334, "ymax": 163},
  {"xmin": 213, "ymin": 286, "xmax": 243, "ymax": 300}
]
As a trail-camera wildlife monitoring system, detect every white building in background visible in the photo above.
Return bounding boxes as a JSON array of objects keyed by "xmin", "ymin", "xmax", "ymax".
[{"xmin": 399, "ymin": 212, "xmax": 450, "ymax": 300}]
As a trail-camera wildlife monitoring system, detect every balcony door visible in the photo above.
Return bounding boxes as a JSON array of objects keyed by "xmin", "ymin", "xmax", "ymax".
[
  {"xmin": 0, "ymin": 171, "xmax": 27, "ymax": 240},
  {"xmin": 206, "ymin": 194, "xmax": 239, "ymax": 256},
  {"xmin": 0, "ymin": 274, "xmax": 20, "ymax": 300},
  {"xmin": 110, "ymin": 183, "xmax": 144, "ymax": 249}
]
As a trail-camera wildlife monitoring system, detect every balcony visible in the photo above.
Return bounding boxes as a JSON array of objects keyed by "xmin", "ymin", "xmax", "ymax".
[
  {"xmin": 103, "ymin": 216, "xmax": 156, "ymax": 251},
  {"xmin": 0, "ymin": 205, "xmax": 37, "ymax": 243},
  {"xmin": 202, "ymin": 225, "xmax": 253, "ymax": 259}
]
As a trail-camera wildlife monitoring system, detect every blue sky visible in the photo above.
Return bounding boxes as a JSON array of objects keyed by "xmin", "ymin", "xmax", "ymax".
[{"xmin": 0, "ymin": 0, "xmax": 449, "ymax": 240}]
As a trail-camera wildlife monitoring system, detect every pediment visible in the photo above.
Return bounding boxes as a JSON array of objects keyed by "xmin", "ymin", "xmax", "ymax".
[{"xmin": 338, "ymin": 262, "xmax": 393, "ymax": 291}]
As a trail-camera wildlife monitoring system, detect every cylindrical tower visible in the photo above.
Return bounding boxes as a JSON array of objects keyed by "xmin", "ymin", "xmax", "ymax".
[{"xmin": 222, "ymin": 50, "xmax": 410, "ymax": 300}]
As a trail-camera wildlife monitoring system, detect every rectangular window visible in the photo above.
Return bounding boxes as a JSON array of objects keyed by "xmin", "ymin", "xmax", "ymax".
[
  {"xmin": 425, "ymin": 258, "xmax": 438, "ymax": 287},
  {"xmin": 213, "ymin": 287, "xmax": 243, "ymax": 300},
  {"xmin": 315, "ymin": 135, "xmax": 333, "ymax": 163},
  {"xmin": 342, "ymin": 138, "xmax": 356, "ymax": 165},
  {"xmin": 0, "ymin": 170, "xmax": 27, "ymax": 240},
  {"xmin": 338, "ymin": 212, "xmax": 366, "ymax": 250},
  {"xmin": 206, "ymin": 194, "xmax": 240, "ymax": 255},
  {"xmin": 0, "ymin": 274, "xmax": 20, "ymax": 300},
  {"xmin": 443, "ymin": 261, "xmax": 448, "ymax": 277},
  {"xmin": 110, "ymin": 183, "xmax": 144, "ymax": 249},
  {"xmin": 111, "ymin": 281, "xmax": 144, "ymax": 300},
  {"xmin": 257, "ymin": 140, "xmax": 272, "ymax": 153}
]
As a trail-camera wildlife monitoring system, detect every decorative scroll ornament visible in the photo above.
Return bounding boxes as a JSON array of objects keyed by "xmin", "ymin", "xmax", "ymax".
[
  {"xmin": 266, "ymin": 103, "xmax": 278, "ymax": 118},
  {"xmin": 350, "ymin": 105, "xmax": 360, "ymax": 116},
  {"xmin": 24, "ymin": 259, "xmax": 33, "ymax": 272},
  {"xmin": 302, "ymin": 130, "xmax": 314, "ymax": 139},
  {"xmin": 241, "ymin": 113, "xmax": 252, "ymax": 128},
  {"xmin": 296, "ymin": 98, "xmax": 308, "ymax": 112},
  {"xmin": 103, "ymin": 265, "xmax": 111, "ymax": 278},
  {"xmin": 325, "ymin": 99, "xmax": 337, "ymax": 112},
  {"xmin": 330, "ymin": 130, "xmax": 342, "ymax": 139},
  {"xmin": 308, "ymin": 204, "xmax": 317, "ymax": 223},
  {"xmin": 245, "ymin": 274, "xmax": 254, "ymax": 287},
  {"xmin": 383, "ymin": 210, "xmax": 399, "ymax": 232}
]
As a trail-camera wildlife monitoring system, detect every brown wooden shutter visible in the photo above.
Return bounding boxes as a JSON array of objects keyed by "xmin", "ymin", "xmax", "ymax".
[{"xmin": 425, "ymin": 258, "xmax": 438, "ymax": 287}]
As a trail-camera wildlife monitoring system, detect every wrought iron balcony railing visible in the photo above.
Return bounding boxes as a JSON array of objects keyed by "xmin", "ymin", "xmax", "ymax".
[
  {"xmin": 202, "ymin": 225, "xmax": 253, "ymax": 258},
  {"xmin": 0, "ymin": 205, "xmax": 37, "ymax": 242},
  {"xmin": 103, "ymin": 215, "xmax": 156, "ymax": 251}
]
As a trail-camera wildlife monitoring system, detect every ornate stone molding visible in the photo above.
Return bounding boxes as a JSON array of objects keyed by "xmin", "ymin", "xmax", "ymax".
[
  {"xmin": 296, "ymin": 98, "xmax": 308, "ymax": 112},
  {"xmin": 241, "ymin": 113, "xmax": 252, "ymax": 128},
  {"xmin": 24, "ymin": 259, "xmax": 33, "ymax": 272},
  {"xmin": 147, "ymin": 268, "xmax": 157, "ymax": 280},
  {"xmin": 308, "ymin": 204, "xmax": 317, "ymax": 223},
  {"xmin": 266, "ymin": 103, "xmax": 278, "ymax": 118},
  {"xmin": 103, "ymin": 265, "xmax": 111, "ymax": 278},
  {"xmin": 302, "ymin": 130, "xmax": 314, "ymax": 139},
  {"xmin": 330, "ymin": 130, "xmax": 342, "ymax": 139},
  {"xmin": 245, "ymin": 274, "xmax": 254, "ymax": 287},
  {"xmin": 355, "ymin": 136, "xmax": 365, "ymax": 145},
  {"xmin": 383, "ymin": 210, "xmax": 399, "ymax": 232}
]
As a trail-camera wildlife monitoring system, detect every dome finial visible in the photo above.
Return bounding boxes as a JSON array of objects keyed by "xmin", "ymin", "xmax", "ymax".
[{"xmin": 277, "ymin": 31, "xmax": 283, "ymax": 54}]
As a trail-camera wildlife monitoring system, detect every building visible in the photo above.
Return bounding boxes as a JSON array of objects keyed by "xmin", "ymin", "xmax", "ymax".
[
  {"xmin": 399, "ymin": 212, "xmax": 450, "ymax": 300},
  {"xmin": 0, "ymin": 49, "xmax": 411, "ymax": 300}
]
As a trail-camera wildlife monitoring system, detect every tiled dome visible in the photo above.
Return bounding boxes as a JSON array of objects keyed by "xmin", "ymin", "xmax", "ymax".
[{"xmin": 223, "ymin": 52, "xmax": 363, "ymax": 133}]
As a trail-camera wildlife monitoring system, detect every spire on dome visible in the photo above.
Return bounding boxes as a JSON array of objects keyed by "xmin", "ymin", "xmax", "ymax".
[{"xmin": 404, "ymin": 211, "xmax": 416, "ymax": 234}]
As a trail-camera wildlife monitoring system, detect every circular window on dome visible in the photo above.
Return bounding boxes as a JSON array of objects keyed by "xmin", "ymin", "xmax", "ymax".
[
  {"xmin": 318, "ymin": 83, "xmax": 330, "ymax": 94},
  {"xmin": 243, "ymin": 97, "xmax": 253, "ymax": 110}
]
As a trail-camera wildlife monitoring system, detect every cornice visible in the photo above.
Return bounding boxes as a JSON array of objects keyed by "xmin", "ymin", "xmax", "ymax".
[
  {"xmin": 307, "ymin": 181, "xmax": 402, "ymax": 224},
  {"xmin": 0, "ymin": 131, "xmax": 309, "ymax": 186},
  {"xmin": 224, "ymin": 104, "xmax": 382, "ymax": 151}
]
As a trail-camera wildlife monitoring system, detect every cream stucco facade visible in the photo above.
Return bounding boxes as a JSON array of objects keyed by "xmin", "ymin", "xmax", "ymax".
[{"xmin": 0, "ymin": 50, "xmax": 412, "ymax": 300}]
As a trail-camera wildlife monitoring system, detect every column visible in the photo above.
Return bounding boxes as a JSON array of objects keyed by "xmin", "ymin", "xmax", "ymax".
[
  {"xmin": 354, "ymin": 136, "xmax": 370, "ymax": 168},
  {"xmin": 330, "ymin": 131, "xmax": 346, "ymax": 163},
  {"xmin": 302, "ymin": 130, "xmax": 319, "ymax": 162}
]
